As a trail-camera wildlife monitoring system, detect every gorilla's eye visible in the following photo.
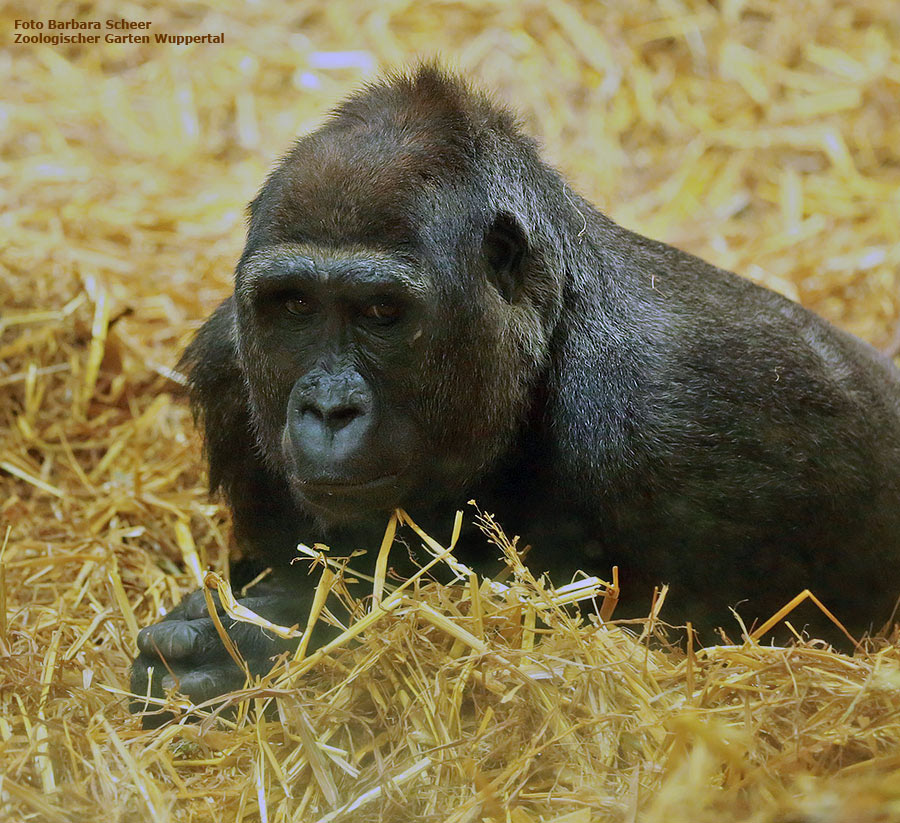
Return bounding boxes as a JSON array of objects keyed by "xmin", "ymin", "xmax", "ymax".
[
  {"xmin": 284, "ymin": 295, "xmax": 314, "ymax": 316},
  {"xmin": 361, "ymin": 301, "xmax": 402, "ymax": 323}
]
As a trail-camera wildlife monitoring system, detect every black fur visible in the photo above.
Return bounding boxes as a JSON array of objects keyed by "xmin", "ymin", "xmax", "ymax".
[{"xmin": 132, "ymin": 66, "xmax": 900, "ymax": 723}]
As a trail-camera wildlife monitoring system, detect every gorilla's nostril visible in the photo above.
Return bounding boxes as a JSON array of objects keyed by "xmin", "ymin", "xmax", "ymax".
[
  {"xmin": 328, "ymin": 406, "xmax": 360, "ymax": 430},
  {"xmin": 299, "ymin": 403, "xmax": 324, "ymax": 421}
]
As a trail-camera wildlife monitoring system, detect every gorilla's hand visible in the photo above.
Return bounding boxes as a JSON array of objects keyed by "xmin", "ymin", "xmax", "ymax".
[{"xmin": 130, "ymin": 587, "xmax": 301, "ymax": 727}]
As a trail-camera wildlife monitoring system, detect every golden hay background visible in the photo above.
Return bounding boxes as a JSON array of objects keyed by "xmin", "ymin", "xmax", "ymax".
[{"xmin": 2, "ymin": 1, "xmax": 900, "ymax": 821}]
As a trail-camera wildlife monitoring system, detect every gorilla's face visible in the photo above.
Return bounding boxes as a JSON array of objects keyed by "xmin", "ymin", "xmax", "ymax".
[{"xmin": 234, "ymin": 243, "xmax": 433, "ymax": 521}]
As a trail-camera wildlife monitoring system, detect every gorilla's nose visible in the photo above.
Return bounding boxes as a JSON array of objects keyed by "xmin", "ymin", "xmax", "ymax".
[{"xmin": 288, "ymin": 372, "xmax": 374, "ymax": 463}]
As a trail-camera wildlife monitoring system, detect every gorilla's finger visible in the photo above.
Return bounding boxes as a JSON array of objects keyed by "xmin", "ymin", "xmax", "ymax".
[
  {"xmin": 180, "ymin": 588, "xmax": 218, "ymax": 620},
  {"xmin": 161, "ymin": 661, "xmax": 250, "ymax": 704},
  {"xmin": 221, "ymin": 619, "xmax": 297, "ymax": 658},
  {"xmin": 136, "ymin": 619, "xmax": 220, "ymax": 660}
]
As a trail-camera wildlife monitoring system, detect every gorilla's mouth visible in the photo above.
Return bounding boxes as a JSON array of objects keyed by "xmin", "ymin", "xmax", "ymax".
[
  {"xmin": 301, "ymin": 473, "xmax": 400, "ymax": 493},
  {"xmin": 293, "ymin": 472, "xmax": 405, "ymax": 516}
]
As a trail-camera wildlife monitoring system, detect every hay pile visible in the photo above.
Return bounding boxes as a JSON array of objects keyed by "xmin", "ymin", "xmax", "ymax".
[{"xmin": 2, "ymin": 0, "xmax": 899, "ymax": 820}]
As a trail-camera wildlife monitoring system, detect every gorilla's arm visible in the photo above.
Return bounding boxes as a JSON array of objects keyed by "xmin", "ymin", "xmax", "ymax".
[{"xmin": 131, "ymin": 299, "xmax": 314, "ymax": 720}]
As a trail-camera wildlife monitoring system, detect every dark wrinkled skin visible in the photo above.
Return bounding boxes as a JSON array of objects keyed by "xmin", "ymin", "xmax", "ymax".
[{"xmin": 132, "ymin": 66, "xmax": 900, "ymax": 726}]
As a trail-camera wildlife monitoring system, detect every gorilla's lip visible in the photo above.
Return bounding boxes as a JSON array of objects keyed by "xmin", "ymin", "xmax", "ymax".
[
  {"xmin": 296, "ymin": 473, "xmax": 404, "ymax": 516},
  {"xmin": 300, "ymin": 473, "xmax": 400, "ymax": 493}
]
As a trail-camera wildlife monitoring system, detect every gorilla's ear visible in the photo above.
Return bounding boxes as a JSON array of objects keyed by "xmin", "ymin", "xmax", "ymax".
[{"xmin": 483, "ymin": 212, "xmax": 528, "ymax": 303}]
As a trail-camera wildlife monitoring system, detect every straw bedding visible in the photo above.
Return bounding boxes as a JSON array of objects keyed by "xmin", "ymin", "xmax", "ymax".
[{"xmin": 2, "ymin": 1, "xmax": 899, "ymax": 820}]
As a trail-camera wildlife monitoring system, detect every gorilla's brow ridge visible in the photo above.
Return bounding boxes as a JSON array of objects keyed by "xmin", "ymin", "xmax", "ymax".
[{"xmin": 238, "ymin": 244, "xmax": 429, "ymax": 297}]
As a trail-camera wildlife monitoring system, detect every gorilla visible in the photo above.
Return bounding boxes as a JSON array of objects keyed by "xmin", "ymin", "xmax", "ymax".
[{"xmin": 131, "ymin": 65, "xmax": 900, "ymax": 719}]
